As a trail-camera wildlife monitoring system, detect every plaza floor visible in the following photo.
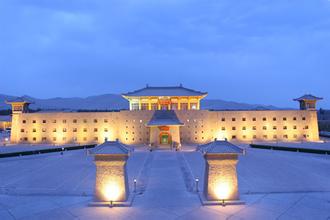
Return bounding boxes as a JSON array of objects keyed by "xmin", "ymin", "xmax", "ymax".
[{"xmin": 0, "ymin": 144, "xmax": 329, "ymax": 219}]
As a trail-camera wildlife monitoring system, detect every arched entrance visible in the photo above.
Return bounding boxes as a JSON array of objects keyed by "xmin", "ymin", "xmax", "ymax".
[{"xmin": 159, "ymin": 132, "xmax": 172, "ymax": 145}]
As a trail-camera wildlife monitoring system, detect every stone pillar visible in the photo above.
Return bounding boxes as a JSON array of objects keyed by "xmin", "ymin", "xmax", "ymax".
[
  {"xmin": 178, "ymin": 99, "xmax": 181, "ymax": 110},
  {"xmin": 94, "ymin": 154, "xmax": 129, "ymax": 202},
  {"xmin": 188, "ymin": 98, "xmax": 191, "ymax": 110},
  {"xmin": 148, "ymin": 98, "xmax": 151, "ymax": 110},
  {"xmin": 204, "ymin": 154, "xmax": 239, "ymax": 201},
  {"xmin": 138, "ymin": 99, "xmax": 142, "ymax": 110}
]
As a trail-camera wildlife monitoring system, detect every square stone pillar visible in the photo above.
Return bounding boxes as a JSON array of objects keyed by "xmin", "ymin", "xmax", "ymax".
[
  {"xmin": 94, "ymin": 154, "xmax": 129, "ymax": 202},
  {"xmin": 204, "ymin": 153, "xmax": 239, "ymax": 201}
]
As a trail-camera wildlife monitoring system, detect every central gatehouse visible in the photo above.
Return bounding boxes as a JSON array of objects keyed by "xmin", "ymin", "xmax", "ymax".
[{"xmin": 7, "ymin": 85, "xmax": 321, "ymax": 146}]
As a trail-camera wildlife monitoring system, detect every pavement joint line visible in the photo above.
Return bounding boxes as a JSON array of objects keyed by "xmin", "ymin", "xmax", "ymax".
[
  {"xmin": 275, "ymin": 193, "xmax": 306, "ymax": 220},
  {"xmin": 227, "ymin": 192, "xmax": 268, "ymax": 219}
]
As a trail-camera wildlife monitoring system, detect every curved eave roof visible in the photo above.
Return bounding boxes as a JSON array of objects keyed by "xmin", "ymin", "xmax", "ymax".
[
  {"xmin": 197, "ymin": 140, "xmax": 244, "ymax": 154},
  {"xmin": 122, "ymin": 86, "xmax": 208, "ymax": 98},
  {"xmin": 147, "ymin": 110, "xmax": 184, "ymax": 126},
  {"xmin": 294, "ymin": 94, "xmax": 323, "ymax": 101}
]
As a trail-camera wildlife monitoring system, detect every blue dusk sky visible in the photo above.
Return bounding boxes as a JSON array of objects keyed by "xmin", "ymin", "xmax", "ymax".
[{"xmin": 0, "ymin": 0, "xmax": 329, "ymax": 108}]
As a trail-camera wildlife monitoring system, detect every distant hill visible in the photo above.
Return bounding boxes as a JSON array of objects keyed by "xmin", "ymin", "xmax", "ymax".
[{"xmin": 0, "ymin": 93, "xmax": 280, "ymax": 111}]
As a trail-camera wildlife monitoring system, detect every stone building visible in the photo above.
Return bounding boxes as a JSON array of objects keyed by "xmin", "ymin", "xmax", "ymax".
[{"xmin": 6, "ymin": 86, "xmax": 322, "ymax": 146}]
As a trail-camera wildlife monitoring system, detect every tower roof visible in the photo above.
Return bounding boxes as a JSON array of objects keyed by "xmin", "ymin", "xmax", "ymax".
[
  {"xmin": 122, "ymin": 85, "xmax": 208, "ymax": 97},
  {"xmin": 147, "ymin": 110, "xmax": 184, "ymax": 126},
  {"xmin": 5, "ymin": 97, "xmax": 33, "ymax": 104},
  {"xmin": 91, "ymin": 140, "xmax": 134, "ymax": 155},
  {"xmin": 293, "ymin": 94, "xmax": 323, "ymax": 101},
  {"xmin": 197, "ymin": 140, "xmax": 244, "ymax": 154}
]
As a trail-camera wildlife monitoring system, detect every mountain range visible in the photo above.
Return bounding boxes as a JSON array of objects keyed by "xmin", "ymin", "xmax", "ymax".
[{"xmin": 0, "ymin": 94, "xmax": 279, "ymax": 111}]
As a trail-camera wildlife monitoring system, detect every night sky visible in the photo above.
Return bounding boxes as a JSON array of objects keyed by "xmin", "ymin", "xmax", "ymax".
[{"xmin": 1, "ymin": 0, "xmax": 329, "ymax": 108}]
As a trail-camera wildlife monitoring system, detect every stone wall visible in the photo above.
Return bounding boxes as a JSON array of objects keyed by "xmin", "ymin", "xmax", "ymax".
[{"xmin": 10, "ymin": 109, "xmax": 319, "ymax": 145}]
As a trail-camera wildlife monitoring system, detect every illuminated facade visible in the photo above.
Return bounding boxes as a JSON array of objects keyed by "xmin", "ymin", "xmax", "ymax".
[{"xmin": 6, "ymin": 86, "xmax": 322, "ymax": 146}]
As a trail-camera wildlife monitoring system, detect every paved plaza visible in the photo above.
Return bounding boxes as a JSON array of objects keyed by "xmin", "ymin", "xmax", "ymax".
[{"xmin": 0, "ymin": 144, "xmax": 329, "ymax": 219}]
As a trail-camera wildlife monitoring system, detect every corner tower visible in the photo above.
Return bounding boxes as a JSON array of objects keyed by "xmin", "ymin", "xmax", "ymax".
[{"xmin": 294, "ymin": 94, "xmax": 323, "ymax": 110}]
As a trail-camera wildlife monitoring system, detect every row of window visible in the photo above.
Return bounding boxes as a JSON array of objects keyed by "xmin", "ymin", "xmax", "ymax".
[
  {"xmin": 221, "ymin": 125, "xmax": 309, "ymax": 131},
  {"xmin": 220, "ymin": 117, "xmax": 306, "ymax": 122},
  {"xmin": 21, "ymin": 128, "xmax": 111, "ymax": 133},
  {"xmin": 181, "ymin": 134, "xmax": 310, "ymax": 141},
  {"xmin": 20, "ymin": 137, "xmax": 149, "ymax": 142},
  {"xmin": 22, "ymin": 119, "xmax": 116, "ymax": 124}
]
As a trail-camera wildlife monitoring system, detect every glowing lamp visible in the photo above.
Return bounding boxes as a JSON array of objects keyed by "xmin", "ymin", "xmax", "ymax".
[
  {"xmin": 92, "ymin": 141, "xmax": 131, "ymax": 204},
  {"xmin": 198, "ymin": 140, "xmax": 243, "ymax": 202}
]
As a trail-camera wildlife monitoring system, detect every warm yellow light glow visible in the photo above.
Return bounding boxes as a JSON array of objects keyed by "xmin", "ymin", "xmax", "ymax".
[
  {"xmin": 217, "ymin": 131, "xmax": 227, "ymax": 141},
  {"xmin": 103, "ymin": 183, "xmax": 121, "ymax": 201},
  {"xmin": 214, "ymin": 182, "xmax": 231, "ymax": 200}
]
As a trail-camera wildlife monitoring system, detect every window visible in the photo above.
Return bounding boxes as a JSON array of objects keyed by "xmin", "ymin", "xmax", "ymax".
[
  {"xmin": 141, "ymin": 103, "xmax": 149, "ymax": 110},
  {"xmin": 273, "ymin": 126, "xmax": 277, "ymax": 130},
  {"xmin": 302, "ymin": 117, "xmax": 306, "ymax": 120},
  {"xmin": 263, "ymin": 117, "xmax": 267, "ymax": 121},
  {"xmin": 263, "ymin": 135, "xmax": 268, "ymax": 139},
  {"xmin": 83, "ymin": 119, "xmax": 87, "ymax": 123},
  {"xmin": 33, "ymin": 137, "xmax": 36, "ymax": 141},
  {"xmin": 42, "ymin": 137, "xmax": 47, "ymax": 141},
  {"xmin": 253, "ymin": 126, "xmax": 257, "ymax": 130},
  {"xmin": 253, "ymin": 135, "xmax": 257, "ymax": 139},
  {"xmin": 33, "ymin": 120, "xmax": 36, "ymax": 123},
  {"xmin": 243, "ymin": 135, "xmax": 246, "ymax": 139},
  {"xmin": 273, "ymin": 135, "xmax": 277, "ymax": 139},
  {"xmin": 21, "ymin": 129, "xmax": 25, "ymax": 132},
  {"xmin": 232, "ymin": 118, "xmax": 236, "ymax": 122},
  {"xmin": 221, "ymin": 127, "xmax": 225, "ymax": 131},
  {"xmin": 293, "ymin": 125, "xmax": 297, "ymax": 130},
  {"xmin": 242, "ymin": 118, "xmax": 246, "ymax": 121},
  {"xmin": 232, "ymin": 127, "xmax": 236, "ymax": 131},
  {"xmin": 283, "ymin": 126, "xmax": 287, "ymax": 130},
  {"xmin": 242, "ymin": 126, "xmax": 246, "ymax": 130},
  {"xmin": 53, "ymin": 137, "xmax": 57, "ymax": 141},
  {"xmin": 304, "ymin": 125, "xmax": 309, "ymax": 129},
  {"xmin": 53, "ymin": 120, "xmax": 57, "ymax": 123},
  {"xmin": 273, "ymin": 117, "xmax": 277, "ymax": 121},
  {"xmin": 221, "ymin": 118, "xmax": 225, "ymax": 122},
  {"xmin": 83, "ymin": 128, "xmax": 87, "ymax": 132},
  {"xmin": 94, "ymin": 137, "xmax": 98, "ymax": 141},
  {"xmin": 293, "ymin": 134, "xmax": 298, "ymax": 138},
  {"xmin": 73, "ymin": 128, "xmax": 77, "ymax": 132},
  {"xmin": 104, "ymin": 119, "xmax": 108, "ymax": 123},
  {"xmin": 104, "ymin": 128, "xmax": 108, "ymax": 132},
  {"xmin": 62, "ymin": 137, "xmax": 67, "ymax": 141},
  {"xmin": 33, "ymin": 128, "xmax": 36, "ymax": 132},
  {"xmin": 73, "ymin": 119, "xmax": 77, "ymax": 123},
  {"xmin": 83, "ymin": 137, "xmax": 87, "ymax": 141},
  {"xmin": 63, "ymin": 128, "xmax": 67, "ymax": 132},
  {"xmin": 252, "ymin": 118, "xmax": 256, "ymax": 121},
  {"xmin": 263, "ymin": 126, "xmax": 267, "ymax": 130},
  {"xmin": 94, "ymin": 119, "xmax": 98, "ymax": 123},
  {"xmin": 232, "ymin": 135, "xmax": 237, "ymax": 139},
  {"xmin": 293, "ymin": 117, "xmax": 297, "ymax": 121},
  {"xmin": 53, "ymin": 128, "xmax": 57, "ymax": 132},
  {"xmin": 283, "ymin": 117, "xmax": 287, "ymax": 121},
  {"xmin": 283, "ymin": 135, "xmax": 288, "ymax": 139},
  {"xmin": 63, "ymin": 120, "xmax": 67, "ymax": 123},
  {"xmin": 131, "ymin": 103, "xmax": 139, "ymax": 110},
  {"xmin": 42, "ymin": 128, "xmax": 46, "ymax": 132},
  {"xmin": 22, "ymin": 120, "xmax": 26, "ymax": 124},
  {"xmin": 94, "ymin": 128, "xmax": 98, "ymax": 132},
  {"xmin": 43, "ymin": 120, "xmax": 46, "ymax": 123}
]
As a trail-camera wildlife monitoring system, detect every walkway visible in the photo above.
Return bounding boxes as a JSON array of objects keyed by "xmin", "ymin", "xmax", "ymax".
[{"xmin": 133, "ymin": 151, "xmax": 201, "ymax": 217}]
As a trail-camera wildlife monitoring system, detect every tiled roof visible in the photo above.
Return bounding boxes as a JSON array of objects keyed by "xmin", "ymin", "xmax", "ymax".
[
  {"xmin": 197, "ymin": 140, "xmax": 244, "ymax": 154},
  {"xmin": 122, "ymin": 85, "xmax": 207, "ymax": 97},
  {"xmin": 6, "ymin": 97, "xmax": 32, "ymax": 104},
  {"xmin": 294, "ymin": 94, "xmax": 323, "ymax": 101},
  {"xmin": 91, "ymin": 141, "xmax": 134, "ymax": 155},
  {"xmin": 147, "ymin": 110, "xmax": 184, "ymax": 126}
]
